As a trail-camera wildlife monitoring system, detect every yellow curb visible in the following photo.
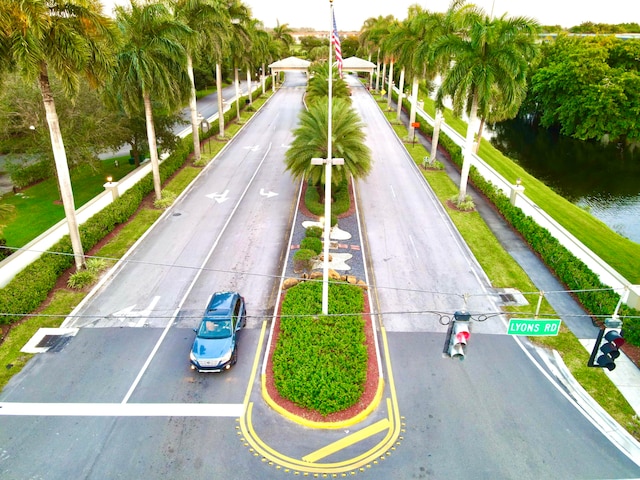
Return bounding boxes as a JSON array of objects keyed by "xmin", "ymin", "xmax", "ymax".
[{"xmin": 261, "ymin": 374, "xmax": 385, "ymax": 430}]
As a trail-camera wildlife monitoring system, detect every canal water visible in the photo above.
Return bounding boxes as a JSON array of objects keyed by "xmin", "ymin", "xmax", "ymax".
[{"xmin": 489, "ymin": 119, "xmax": 640, "ymax": 245}]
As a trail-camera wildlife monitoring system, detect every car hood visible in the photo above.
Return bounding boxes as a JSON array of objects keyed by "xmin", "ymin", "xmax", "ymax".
[{"xmin": 191, "ymin": 335, "xmax": 233, "ymax": 360}]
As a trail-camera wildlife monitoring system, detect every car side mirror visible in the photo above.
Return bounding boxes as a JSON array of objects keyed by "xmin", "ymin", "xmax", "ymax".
[{"xmin": 193, "ymin": 328, "xmax": 197, "ymax": 333}]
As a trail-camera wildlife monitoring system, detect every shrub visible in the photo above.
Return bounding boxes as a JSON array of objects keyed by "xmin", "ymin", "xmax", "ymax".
[
  {"xmin": 305, "ymin": 225, "xmax": 322, "ymax": 238},
  {"xmin": 6, "ymin": 159, "xmax": 53, "ymax": 188},
  {"xmin": 154, "ymin": 189, "xmax": 177, "ymax": 209},
  {"xmin": 67, "ymin": 270, "xmax": 96, "ymax": 290},
  {"xmin": 293, "ymin": 248, "xmax": 316, "ymax": 273},
  {"xmin": 300, "ymin": 236, "xmax": 322, "ymax": 255},
  {"xmin": 273, "ymin": 281, "xmax": 367, "ymax": 416}
]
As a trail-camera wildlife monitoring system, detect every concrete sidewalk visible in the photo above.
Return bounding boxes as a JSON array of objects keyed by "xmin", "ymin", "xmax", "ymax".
[{"xmin": 389, "ymin": 98, "xmax": 640, "ymax": 419}]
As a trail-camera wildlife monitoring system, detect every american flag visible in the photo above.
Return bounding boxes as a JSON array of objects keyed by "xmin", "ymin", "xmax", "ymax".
[{"xmin": 331, "ymin": 11, "xmax": 343, "ymax": 77}]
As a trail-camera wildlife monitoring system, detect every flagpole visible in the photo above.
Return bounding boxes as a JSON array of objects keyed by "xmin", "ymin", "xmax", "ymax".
[{"xmin": 321, "ymin": 0, "xmax": 334, "ymax": 315}]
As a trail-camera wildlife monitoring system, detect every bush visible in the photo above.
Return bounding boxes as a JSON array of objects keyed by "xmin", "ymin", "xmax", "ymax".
[
  {"xmin": 293, "ymin": 248, "xmax": 316, "ymax": 273},
  {"xmin": 154, "ymin": 189, "xmax": 177, "ymax": 209},
  {"xmin": 305, "ymin": 226, "xmax": 323, "ymax": 238},
  {"xmin": 67, "ymin": 270, "xmax": 96, "ymax": 289},
  {"xmin": 272, "ymin": 281, "xmax": 367, "ymax": 416},
  {"xmin": 6, "ymin": 159, "xmax": 53, "ymax": 188},
  {"xmin": 300, "ymin": 236, "xmax": 322, "ymax": 255},
  {"xmin": 305, "ymin": 179, "xmax": 350, "ymax": 220}
]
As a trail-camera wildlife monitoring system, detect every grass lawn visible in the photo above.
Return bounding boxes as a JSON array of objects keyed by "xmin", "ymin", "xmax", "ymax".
[{"xmin": 2, "ymin": 156, "xmax": 136, "ymax": 247}]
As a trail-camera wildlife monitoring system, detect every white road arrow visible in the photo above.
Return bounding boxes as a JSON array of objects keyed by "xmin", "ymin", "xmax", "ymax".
[
  {"xmin": 112, "ymin": 296, "xmax": 161, "ymax": 327},
  {"xmin": 206, "ymin": 190, "xmax": 230, "ymax": 203},
  {"xmin": 260, "ymin": 188, "xmax": 278, "ymax": 198},
  {"xmin": 244, "ymin": 145, "xmax": 260, "ymax": 152}
]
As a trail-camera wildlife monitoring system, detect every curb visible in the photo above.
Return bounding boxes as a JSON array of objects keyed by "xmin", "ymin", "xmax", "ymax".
[{"xmin": 536, "ymin": 345, "xmax": 640, "ymax": 466}]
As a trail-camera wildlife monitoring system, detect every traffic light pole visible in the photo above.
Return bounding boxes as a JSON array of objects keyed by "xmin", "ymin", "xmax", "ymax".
[{"xmin": 587, "ymin": 327, "xmax": 606, "ymax": 368}]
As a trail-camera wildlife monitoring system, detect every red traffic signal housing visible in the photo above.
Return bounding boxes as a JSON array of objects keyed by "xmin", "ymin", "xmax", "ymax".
[{"xmin": 448, "ymin": 311, "xmax": 471, "ymax": 360}]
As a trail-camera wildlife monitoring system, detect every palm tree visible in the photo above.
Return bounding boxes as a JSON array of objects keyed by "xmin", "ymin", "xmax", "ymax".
[
  {"xmin": 285, "ymin": 97, "xmax": 371, "ymax": 191},
  {"xmin": 272, "ymin": 20, "xmax": 294, "ymax": 56},
  {"xmin": 225, "ymin": 0, "xmax": 252, "ymax": 122},
  {"xmin": 306, "ymin": 62, "xmax": 351, "ymax": 106},
  {"xmin": 0, "ymin": 0, "xmax": 118, "ymax": 271},
  {"xmin": 413, "ymin": 0, "xmax": 472, "ymax": 166},
  {"xmin": 170, "ymin": 0, "xmax": 229, "ymax": 162},
  {"xmin": 433, "ymin": 8, "xmax": 539, "ymax": 204},
  {"xmin": 359, "ymin": 15, "xmax": 395, "ymax": 91},
  {"xmin": 111, "ymin": 0, "xmax": 192, "ymax": 201}
]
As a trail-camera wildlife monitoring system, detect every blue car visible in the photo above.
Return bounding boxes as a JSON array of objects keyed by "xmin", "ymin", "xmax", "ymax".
[{"xmin": 190, "ymin": 291, "xmax": 246, "ymax": 372}]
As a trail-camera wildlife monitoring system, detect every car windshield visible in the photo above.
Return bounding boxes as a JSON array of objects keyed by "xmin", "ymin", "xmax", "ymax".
[{"xmin": 197, "ymin": 319, "xmax": 232, "ymax": 339}]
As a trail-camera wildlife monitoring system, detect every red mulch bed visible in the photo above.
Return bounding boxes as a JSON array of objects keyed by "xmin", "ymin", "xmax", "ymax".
[{"xmin": 264, "ymin": 290, "xmax": 380, "ymax": 423}]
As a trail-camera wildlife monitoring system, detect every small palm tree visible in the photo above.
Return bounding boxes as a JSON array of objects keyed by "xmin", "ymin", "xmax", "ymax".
[
  {"xmin": 285, "ymin": 97, "xmax": 371, "ymax": 194},
  {"xmin": 272, "ymin": 20, "xmax": 294, "ymax": 56},
  {"xmin": 0, "ymin": 0, "xmax": 119, "ymax": 271},
  {"xmin": 433, "ymin": 8, "xmax": 539, "ymax": 204},
  {"xmin": 306, "ymin": 62, "xmax": 351, "ymax": 106}
]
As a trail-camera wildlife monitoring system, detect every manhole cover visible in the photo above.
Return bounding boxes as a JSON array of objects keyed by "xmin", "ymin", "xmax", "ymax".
[{"xmin": 173, "ymin": 212, "xmax": 182, "ymax": 217}]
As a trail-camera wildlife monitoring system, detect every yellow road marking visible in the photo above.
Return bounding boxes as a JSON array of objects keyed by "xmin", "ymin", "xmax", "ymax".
[{"xmin": 302, "ymin": 418, "xmax": 391, "ymax": 463}]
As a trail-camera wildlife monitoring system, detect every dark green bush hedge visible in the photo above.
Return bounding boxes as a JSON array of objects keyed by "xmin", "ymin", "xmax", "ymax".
[
  {"xmin": 7, "ymin": 159, "xmax": 53, "ymax": 188},
  {"xmin": 305, "ymin": 225, "xmax": 323, "ymax": 238},
  {"xmin": 273, "ymin": 281, "xmax": 367, "ymax": 416},
  {"xmin": 300, "ymin": 236, "xmax": 322, "ymax": 255}
]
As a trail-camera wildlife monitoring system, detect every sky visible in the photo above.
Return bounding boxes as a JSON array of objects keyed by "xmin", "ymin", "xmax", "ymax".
[{"xmin": 101, "ymin": 0, "xmax": 637, "ymax": 32}]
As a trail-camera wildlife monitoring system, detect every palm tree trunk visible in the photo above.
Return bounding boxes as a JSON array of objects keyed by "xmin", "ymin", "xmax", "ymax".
[
  {"xmin": 396, "ymin": 67, "xmax": 405, "ymax": 120},
  {"xmin": 474, "ymin": 117, "xmax": 485, "ymax": 154},
  {"xmin": 187, "ymin": 54, "xmax": 201, "ymax": 162},
  {"xmin": 143, "ymin": 90, "xmax": 162, "ymax": 201},
  {"xmin": 408, "ymin": 77, "xmax": 419, "ymax": 147},
  {"xmin": 386, "ymin": 60, "xmax": 394, "ymax": 109},
  {"xmin": 38, "ymin": 65, "xmax": 85, "ymax": 271},
  {"xmin": 261, "ymin": 63, "xmax": 266, "ymax": 93},
  {"xmin": 375, "ymin": 50, "xmax": 381, "ymax": 91},
  {"xmin": 216, "ymin": 63, "xmax": 225, "ymax": 139},
  {"xmin": 234, "ymin": 67, "xmax": 241, "ymax": 121},
  {"xmin": 246, "ymin": 68, "xmax": 252, "ymax": 105},
  {"xmin": 458, "ymin": 91, "xmax": 478, "ymax": 205},
  {"xmin": 379, "ymin": 62, "xmax": 386, "ymax": 95},
  {"xmin": 430, "ymin": 109, "xmax": 443, "ymax": 166}
]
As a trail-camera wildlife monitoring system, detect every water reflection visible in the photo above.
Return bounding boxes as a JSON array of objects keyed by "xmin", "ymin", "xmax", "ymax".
[{"xmin": 490, "ymin": 119, "xmax": 640, "ymax": 244}]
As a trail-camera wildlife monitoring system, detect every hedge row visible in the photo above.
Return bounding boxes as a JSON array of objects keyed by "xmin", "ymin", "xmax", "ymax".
[
  {"xmin": 0, "ymin": 82, "xmax": 272, "ymax": 327},
  {"xmin": 273, "ymin": 281, "xmax": 367, "ymax": 416},
  {"xmin": 7, "ymin": 159, "xmax": 53, "ymax": 188},
  {"xmin": 397, "ymin": 93, "xmax": 640, "ymax": 345}
]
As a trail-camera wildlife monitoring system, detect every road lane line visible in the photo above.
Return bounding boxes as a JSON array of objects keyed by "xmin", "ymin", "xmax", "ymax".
[
  {"xmin": 121, "ymin": 143, "xmax": 274, "ymax": 404},
  {"xmin": 302, "ymin": 418, "xmax": 390, "ymax": 463},
  {"xmin": 0, "ymin": 402, "xmax": 244, "ymax": 417}
]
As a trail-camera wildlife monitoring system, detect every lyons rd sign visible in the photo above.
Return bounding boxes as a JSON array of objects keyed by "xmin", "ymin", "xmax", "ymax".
[{"xmin": 507, "ymin": 319, "xmax": 561, "ymax": 336}]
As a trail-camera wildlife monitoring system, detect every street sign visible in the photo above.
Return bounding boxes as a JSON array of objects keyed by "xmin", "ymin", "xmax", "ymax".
[
  {"xmin": 507, "ymin": 319, "xmax": 561, "ymax": 336},
  {"xmin": 411, "ymin": 122, "xmax": 420, "ymax": 128}
]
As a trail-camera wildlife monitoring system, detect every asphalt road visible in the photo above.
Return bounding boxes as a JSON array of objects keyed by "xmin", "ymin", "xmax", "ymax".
[{"xmin": 1, "ymin": 72, "xmax": 639, "ymax": 479}]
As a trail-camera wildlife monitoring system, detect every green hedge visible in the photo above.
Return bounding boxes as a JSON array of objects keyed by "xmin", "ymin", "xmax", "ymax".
[
  {"xmin": 7, "ymin": 159, "xmax": 53, "ymax": 188},
  {"xmin": 273, "ymin": 281, "xmax": 367, "ymax": 416},
  {"xmin": 300, "ymin": 236, "xmax": 322, "ymax": 255},
  {"xmin": 398, "ymin": 94, "xmax": 640, "ymax": 345}
]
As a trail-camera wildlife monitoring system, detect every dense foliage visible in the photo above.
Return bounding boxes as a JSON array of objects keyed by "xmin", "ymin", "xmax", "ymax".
[
  {"xmin": 273, "ymin": 281, "xmax": 367, "ymax": 416},
  {"xmin": 522, "ymin": 36, "xmax": 640, "ymax": 143}
]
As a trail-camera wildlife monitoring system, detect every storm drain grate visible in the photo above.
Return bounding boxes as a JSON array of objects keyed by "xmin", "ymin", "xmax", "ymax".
[
  {"xmin": 493, "ymin": 288, "xmax": 529, "ymax": 306},
  {"xmin": 499, "ymin": 293, "xmax": 517, "ymax": 303},
  {"xmin": 35, "ymin": 334, "xmax": 72, "ymax": 352}
]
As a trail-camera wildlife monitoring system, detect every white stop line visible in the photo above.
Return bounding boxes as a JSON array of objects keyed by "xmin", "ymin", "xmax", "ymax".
[{"xmin": 0, "ymin": 402, "xmax": 245, "ymax": 417}]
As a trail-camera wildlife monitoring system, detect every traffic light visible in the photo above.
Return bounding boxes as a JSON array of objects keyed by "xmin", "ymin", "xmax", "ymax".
[
  {"xmin": 588, "ymin": 319, "xmax": 625, "ymax": 371},
  {"xmin": 448, "ymin": 311, "xmax": 471, "ymax": 360}
]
